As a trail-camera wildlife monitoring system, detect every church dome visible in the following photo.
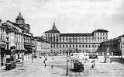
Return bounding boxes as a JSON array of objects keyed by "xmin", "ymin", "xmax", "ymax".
[{"xmin": 16, "ymin": 12, "xmax": 24, "ymax": 20}]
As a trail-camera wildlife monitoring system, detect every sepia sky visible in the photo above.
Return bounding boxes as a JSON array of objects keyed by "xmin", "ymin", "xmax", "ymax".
[{"xmin": 0, "ymin": 0, "xmax": 124, "ymax": 39}]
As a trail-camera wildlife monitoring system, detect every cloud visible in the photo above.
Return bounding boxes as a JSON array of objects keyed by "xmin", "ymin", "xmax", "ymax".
[
  {"xmin": 0, "ymin": 0, "xmax": 123, "ymax": 39},
  {"xmin": 110, "ymin": 0, "xmax": 124, "ymax": 25}
]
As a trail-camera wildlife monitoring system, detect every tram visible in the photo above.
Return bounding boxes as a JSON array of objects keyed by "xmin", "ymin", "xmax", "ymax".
[{"xmin": 5, "ymin": 46, "xmax": 16, "ymax": 70}]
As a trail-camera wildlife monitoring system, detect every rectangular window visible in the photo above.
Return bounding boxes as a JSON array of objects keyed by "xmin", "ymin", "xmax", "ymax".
[
  {"xmin": 89, "ymin": 45, "xmax": 91, "ymax": 48},
  {"xmin": 66, "ymin": 37, "xmax": 68, "ymax": 42},
  {"xmin": 64, "ymin": 37, "xmax": 66, "ymax": 42},
  {"xmin": 66, "ymin": 44, "xmax": 68, "ymax": 48},
  {"xmin": 61, "ymin": 37, "xmax": 63, "ymax": 42},
  {"xmin": 80, "ymin": 37, "xmax": 82, "ymax": 42},
  {"xmin": 71, "ymin": 37, "xmax": 73, "ymax": 43},
  {"xmin": 79, "ymin": 45, "xmax": 81, "ymax": 48},
  {"xmin": 76, "ymin": 45, "xmax": 77, "ymax": 48},
  {"xmin": 86, "ymin": 45, "xmax": 87, "ymax": 48},
  {"xmin": 82, "ymin": 45, "xmax": 84, "ymax": 48}
]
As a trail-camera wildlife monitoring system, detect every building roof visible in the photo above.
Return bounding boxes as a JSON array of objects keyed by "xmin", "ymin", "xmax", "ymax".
[
  {"xmin": 45, "ymin": 29, "xmax": 60, "ymax": 33},
  {"xmin": 9, "ymin": 21, "xmax": 19, "ymax": 27},
  {"xmin": 45, "ymin": 22, "xmax": 60, "ymax": 33},
  {"xmin": 118, "ymin": 34, "xmax": 124, "ymax": 38},
  {"xmin": 60, "ymin": 33, "xmax": 93, "ymax": 37},
  {"xmin": 34, "ymin": 36, "xmax": 50, "ymax": 43},
  {"xmin": 92, "ymin": 29, "xmax": 108, "ymax": 33},
  {"xmin": 16, "ymin": 12, "xmax": 24, "ymax": 20}
]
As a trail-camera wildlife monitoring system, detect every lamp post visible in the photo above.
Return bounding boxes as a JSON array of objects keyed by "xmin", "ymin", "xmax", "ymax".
[
  {"xmin": 120, "ymin": 38, "xmax": 122, "ymax": 59},
  {"xmin": 66, "ymin": 37, "xmax": 72, "ymax": 76},
  {"xmin": 32, "ymin": 51, "xmax": 34, "ymax": 63},
  {"xmin": 66, "ymin": 48, "xmax": 69, "ymax": 76},
  {"xmin": 22, "ymin": 50, "xmax": 24, "ymax": 66},
  {"xmin": 50, "ymin": 36, "xmax": 52, "ymax": 56}
]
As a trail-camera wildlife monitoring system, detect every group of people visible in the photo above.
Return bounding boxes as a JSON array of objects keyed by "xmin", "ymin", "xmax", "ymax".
[
  {"xmin": 42, "ymin": 56, "xmax": 54, "ymax": 69},
  {"xmin": 43, "ymin": 56, "xmax": 47, "ymax": 67},
  {"xmin": 41, "ymin": 55, "xmax": 96, "ymax": 72},
  {"xmin": 91, "ymin": 60, "xmax": 95, "ymax": 69}
]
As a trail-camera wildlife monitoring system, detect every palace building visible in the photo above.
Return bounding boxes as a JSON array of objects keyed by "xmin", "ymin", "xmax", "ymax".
[{"xmin": 45, "ymin": 22, "xmax": 108, "ymax": 55}]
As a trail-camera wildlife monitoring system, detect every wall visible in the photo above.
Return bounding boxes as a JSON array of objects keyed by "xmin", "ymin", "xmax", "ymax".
[{"xmin": 121, "ymin": 36, "xmax": 124, "ymax": 56}]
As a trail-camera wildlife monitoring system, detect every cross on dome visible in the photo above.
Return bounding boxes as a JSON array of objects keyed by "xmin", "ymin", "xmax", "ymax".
[{"xmin": 16, "ymin": 12, "xmax": 24, "ymax": 20}]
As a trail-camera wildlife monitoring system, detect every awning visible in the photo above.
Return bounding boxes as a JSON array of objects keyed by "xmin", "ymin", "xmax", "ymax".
[
  {"xmin": 24, "ymin": 45, "xmax": 32, "ymax": 49},
  {"xmin": 0, "ymin": 41, "xmax": 6, "ymax": 48}
]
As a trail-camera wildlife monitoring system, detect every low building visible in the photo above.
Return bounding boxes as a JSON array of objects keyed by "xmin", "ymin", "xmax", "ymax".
[
  {"xmin": 33, "ymin": 36, "xmax": 51, "ymax": 56},
  {"xmin": 98, "ymin": 34, "xmax": 124, "ymax": 56},
  {"xmin": 4, "ymin": 20, "xmax": 25, "ymax": 51},
  {"xmin": 3, "ymin": 13, "xmax": 33, "ymax": 54},
  {"xmin": 34, "ymin": 37, "xmax": 42, "ymax": 56},
  {"xmin": 0, "ymin": 13, "xmax": 33, "ymax": 67},
  {"xmin": 41, "ymin": 40, "xmax": 51, "ymax": 55},
  {"xmin": 24, "ymin": 32, "xmax": 33, "ymax": 54},
  {"xmin": 0, "ymin": 19, "xmax": 7, "ymax": 66},
  {"xmin": 15, "ymin": 13, "xmax": 33, "ymax": 54}
]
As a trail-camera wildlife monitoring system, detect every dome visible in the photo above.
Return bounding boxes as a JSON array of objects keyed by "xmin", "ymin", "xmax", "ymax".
[{"xmin": 16, "ymin": 12, "xmax": 24, "ymax": 20}]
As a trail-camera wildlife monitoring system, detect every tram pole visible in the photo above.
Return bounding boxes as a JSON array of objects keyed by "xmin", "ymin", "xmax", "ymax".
[{"xmin": 66, "ymin": 49, "xmax": 69, "ymax": 76}]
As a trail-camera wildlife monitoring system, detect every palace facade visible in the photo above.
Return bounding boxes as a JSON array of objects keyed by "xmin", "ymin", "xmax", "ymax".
[{"xmin": 45, "ymin": 23, "xmax": 108, "ymax": 55}]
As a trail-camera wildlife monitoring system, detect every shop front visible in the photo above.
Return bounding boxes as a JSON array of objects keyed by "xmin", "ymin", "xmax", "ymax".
[
  {"xmin": 0, "ymin": 41, "xmax": 6, "ymax": 67},
  {"xmin": 24, "ymin": 45, "xmax": 32, "ymax": 54}
]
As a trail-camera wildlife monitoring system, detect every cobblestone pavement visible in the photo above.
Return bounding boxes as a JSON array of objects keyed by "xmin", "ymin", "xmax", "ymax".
[{"xmin": 0, "ymin": 56, "xmax": 124, "ymax": 77}]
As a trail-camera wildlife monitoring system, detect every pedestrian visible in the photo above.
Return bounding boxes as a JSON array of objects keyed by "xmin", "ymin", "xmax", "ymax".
[
  {"xmin": 52, "ymin": 57, "xmax": 54, "ymax": 60},
  {"xmin": 51, "ymin": 65, "xmax": 53, "ymax": 69},
  {"xmin": 43, "ymin": 59, "xmax": 45, "ymax": 63},
  {"xmin": 45, "ymin": 57, "xmax": 47, "ymax": 61},
  {"xmin": 43, "ymin": 59, "xmax": 46, "ymax": 67},
  {"xmin": 91, "ymin": 60, "xmax": 95, "ymax": 69},
  {"xmin": 51, "ymin": 56, "xmax": 54, "ymax": 69},
  {"xmin": 91, "ymin": 63, "xmax": 95, "ymax": 68},
  {"xmin": 96, "ymin": 56, "xmax": 98, "ymax": 60},
  {"xmin": 45, "ymin": 63, "xmax": 46, "ymax": 67},
  {"xmin": 40, "ymin": 56, "xmax": 41, "ymax": 59}
]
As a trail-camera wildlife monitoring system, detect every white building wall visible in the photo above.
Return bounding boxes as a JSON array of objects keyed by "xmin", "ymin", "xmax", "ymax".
[
  {"xmin": 9, "ymin": 32, "xmax": 16, "ymax": 49},
  {"xmin": 121, "ymin": 36, "xmax": 124, "ymax": 56}
]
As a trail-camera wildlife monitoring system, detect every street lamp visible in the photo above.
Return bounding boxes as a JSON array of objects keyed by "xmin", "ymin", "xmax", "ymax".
[
  {"xmin": 66, "ymin": 48, "xmax": 69, "ymax": 76},
  {"xmin": 32, "ymin": 51, "xmax": 34, "ymax": 63},
  {"xmin": 120, "ymin": 38, "xmax": 123, "ymax": 59},
  {"xmin": 31, "ymin": 45, "xmax": 35, "ymax": 63}
]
